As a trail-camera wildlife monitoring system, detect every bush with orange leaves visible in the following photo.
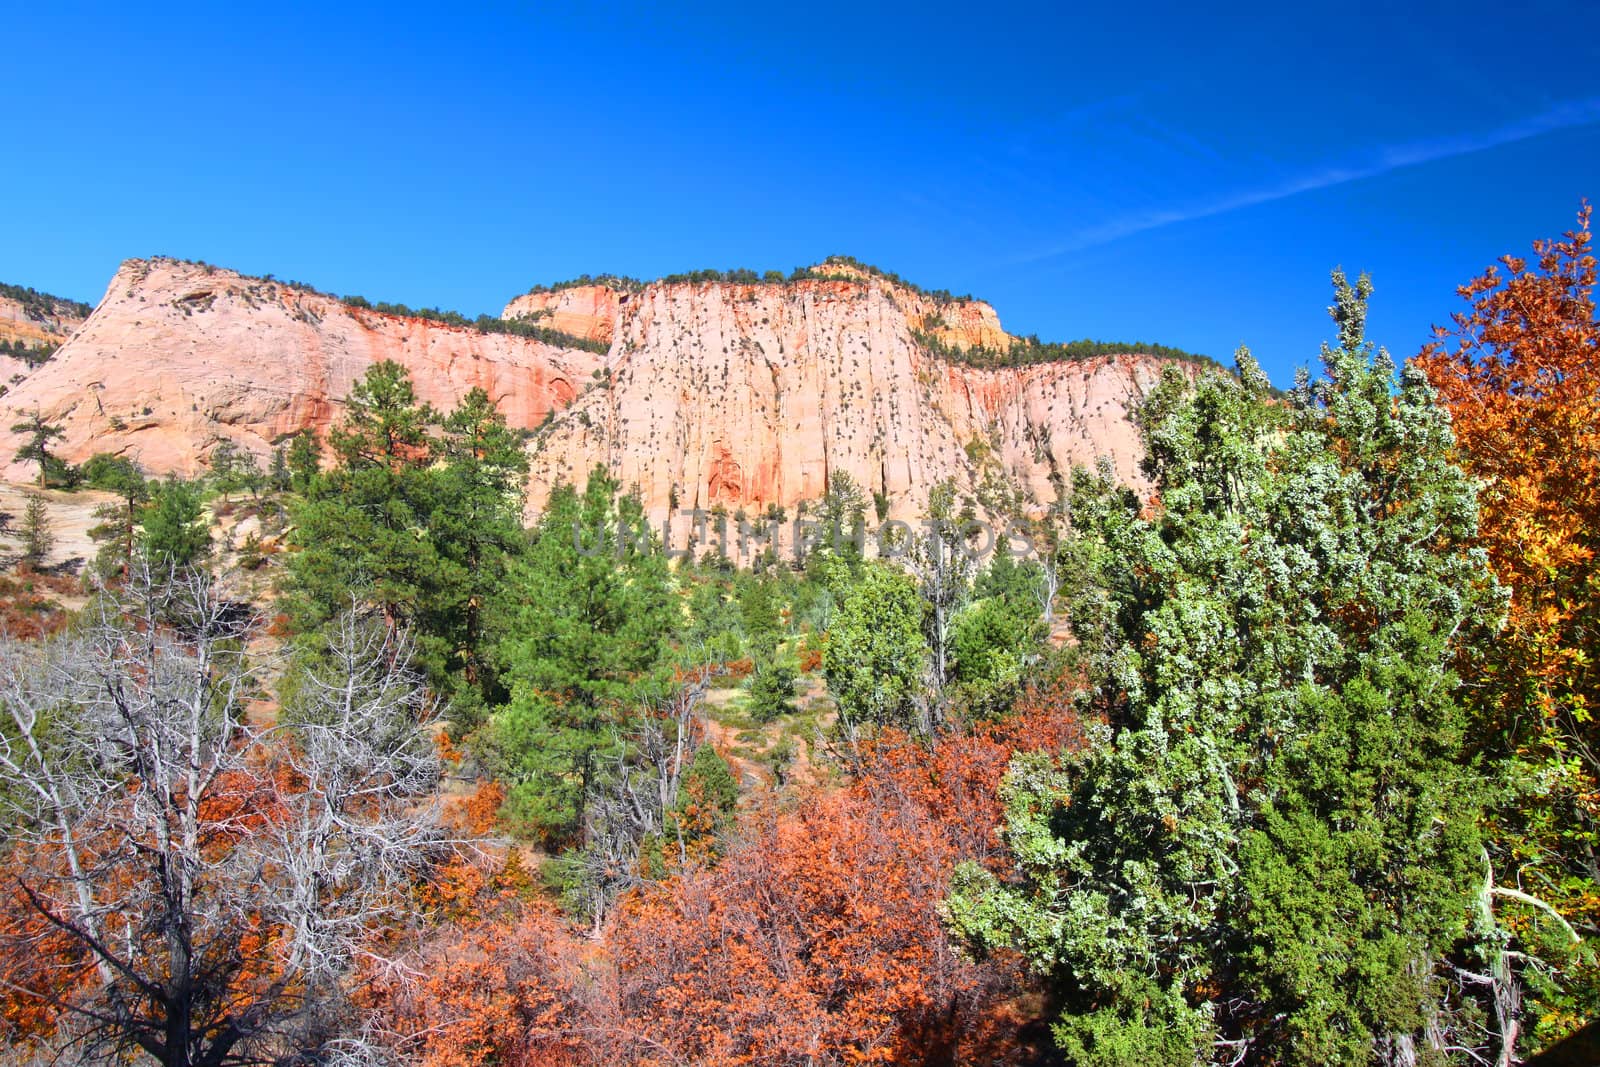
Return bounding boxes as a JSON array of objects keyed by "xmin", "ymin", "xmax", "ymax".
[
  {"xmin": 0, "ymin": 573, "xmax": 72, "ymax": 640},
  {"xmin": 608, "ymin": 791, "xmax": 1012, "ymax": 1066},
  {"xmin": 600, "ymin": 683, "xmax": 1088, "ymax": 1066},
  {"xmin": 375, "ymin": 672, "xmax": 1089, "ymax": 1067},
  {"xmin": 366, "ymin": 894, "xmax": 604, "ymax": 1067},
  {"xmin": 0, "ymin": 849, "xmax": 91, "ymax": 1049},
  {"xmin": 860, "ymin": 667, "xmax": 1092, "ymax": 871}
]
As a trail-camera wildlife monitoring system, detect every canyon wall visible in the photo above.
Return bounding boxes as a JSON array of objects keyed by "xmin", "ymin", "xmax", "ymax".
[
  {"xmin": 1, "ymin": 259, "xmax": 602, "ymax": 478},
  {"xmin": 0, "ymin": 288, "xmax": 89, "ymax": 396},
  {"xmin": 2, "ymin": 259, "xmax": 1197, "ymax": 523},
  {"xmin": 526, "ymin": 274, "xmax": 1169, "ymax": 523}
]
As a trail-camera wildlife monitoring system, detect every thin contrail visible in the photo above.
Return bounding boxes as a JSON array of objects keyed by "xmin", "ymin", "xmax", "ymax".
[{"xmin": 1014, "ymin": 96, "xmax": 1600, "ymax": 263}]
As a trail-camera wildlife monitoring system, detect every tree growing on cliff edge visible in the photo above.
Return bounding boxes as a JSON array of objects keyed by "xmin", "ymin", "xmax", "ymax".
[
  {"xmin": 9, "ymin": 410, "xmax": 64, "ymax": 488},
  {"xmin": 947, "ymin": 276, "xmax": 1508, "ymax": 1066}
]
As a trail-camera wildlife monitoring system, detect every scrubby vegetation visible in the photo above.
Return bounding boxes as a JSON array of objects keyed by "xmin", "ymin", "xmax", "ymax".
[
  {"xmin": 339, "ymin": 296, "xmax": 612, "ymax": 354},
  {"xmin": 2, "ymin": 212, "xmax": 1598, "ymax": 1066},
  {"xmin": 915, "ymin": 325, "xmax": 1226, "ymax": 371},
  {"xmin": 519, "ymin": 254, "xmax": 976, "ymax": 301},
  {"xmin": 791, "ymin": 253, "xmax": 979, "ymax": 303},
  {"xmin": 0, "ymin": 338, "xmax": 59, "ymax": 366},
  {"xmin": 0, "ymin": 281, "xmax": 92, "ymax": 321},
  {"xmin": 520, "ymin": 272, "xmax": 648, "ymax": 295}
]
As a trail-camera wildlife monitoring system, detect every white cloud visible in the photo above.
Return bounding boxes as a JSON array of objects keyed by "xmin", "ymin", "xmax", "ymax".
[{"xmin": 1015, "ymin": 96, "xmax": 1600, "ymax": 262}]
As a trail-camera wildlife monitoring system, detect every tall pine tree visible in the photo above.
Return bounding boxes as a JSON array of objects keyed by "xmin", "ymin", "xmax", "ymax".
[{"xmin": 486, "ymin": 467, "xmax": 675, "ymax": 842}]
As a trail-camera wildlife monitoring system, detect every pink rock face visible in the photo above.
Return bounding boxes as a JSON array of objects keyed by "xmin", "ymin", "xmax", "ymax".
[
  {"xmin": 0, "ymin": 294, "xmax": 87, "ymax": 346},
  {"xmin": 0, "ymin": 292, "xmax": 88, "ymax": 397},
  {"xmin": 2, "ymin": 258, "xmax": 1200, "ymax": 527},
  {"xmin": 0, "ymin": 259, "xmax": 604, "ymax": 479},
  {"xmin": 501, "ymin": 285, "xmax": 624, "ymax": 345},
  {"xmin": 526, "ymin": 275, "xmax": 1184, "ymax": 524},
  {"xmin": 918, "ymin": 297, "xmax": 1010, "ymax": 352}
]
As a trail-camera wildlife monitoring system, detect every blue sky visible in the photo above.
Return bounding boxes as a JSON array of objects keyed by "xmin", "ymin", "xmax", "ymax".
[{"xmin": 3, "ymin": 1, "xmax": 1595, "ymax": 386}]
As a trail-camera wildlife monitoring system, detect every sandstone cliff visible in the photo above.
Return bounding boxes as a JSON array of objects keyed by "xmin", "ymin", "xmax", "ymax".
[
  {"xmin": 0, "ymin": 259, "xmax": 602, "ymax": 478},
  {"xmin": 502, "ymin": 283, "xmax": 626, "ymax": 346},
  {"xmin": 2, "ymin": 258, "xmax": 1198, "ymax": 526},
  {"xmin": 0, "ymin": 287, "xmax": 90, "ymax": 395},
  {"xmin": 525, "ymin": 274, "xmax": 1167, "ymax": 524}
]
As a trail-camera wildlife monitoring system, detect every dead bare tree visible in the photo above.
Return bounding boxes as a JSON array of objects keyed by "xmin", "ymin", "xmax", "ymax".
[
  {"xmin": 1033, "ymin": 543, "xmax": 1061, "ymax": 634},
  {"xmin": 1444, "ymin": 851, "xmax": 1583, "ymax": 1067},
  {"xmin": 909, "ymin": 517, "xmax": 975, "ymax": 715},
  {"xmin": 0, "ymin": 561, "xmax": 443, "ymax": 1067},
  {"xmin": 564, "ymin": 674, "xmax": 711, "ymax": 937}
]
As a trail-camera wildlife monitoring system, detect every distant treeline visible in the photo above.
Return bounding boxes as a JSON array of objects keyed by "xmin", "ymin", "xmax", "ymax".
[
  {"xmin": 914, "ymin": 329, "xmax": 1226, "ymax": 372},
  {"xmin": 339, "ymin": 296, "xmax": 611, "ymax": 354},
  {"xmin": 519, "ymin": 255, "xmax": 980, "ymax": 304},
  {"xmin": 0, "ymin": 282, "xmax": 92, "ymax": 321},
  {"xmin": 0, "ymin": 338, "xmax": 58, "ymax": 366},
  {"xmin": 161, "ymin": 253, "xmax": 991, "ymax": 321},
  {"xmin": 797, "ymin": 255, "xmax": 978, "ymax": 304},
  {"xmin": 520, "ymin": 273, "xmax": 648, "ymax": 296}
]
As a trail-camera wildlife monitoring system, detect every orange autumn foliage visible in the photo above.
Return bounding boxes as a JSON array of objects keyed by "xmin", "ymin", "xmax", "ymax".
[
  {"xmin": 455, "ymin": 779, "xmax": 507, "ymax": 835},
  {"xmin": 608, "ymin": 791, "xmax": 1000, "ymax": 1066},
  {"xmin": 860, "ymin": 669, "xmax": 1092, "ymax": 872},
  {"xmin": 435, "ymin": 728, "xmax": 464, "ymax": 765},
  {"xmin": 0, "ymin": 854, "xmax": 93, "ymax": 1046},
  {"xmin": 380, "ymin": 677, "xmax": 1090, "ymax": 1067},
  {"xmin": 1416, "ymin": 205, "xmax": 1600, "ymax": 1027},
  {"xmin": 368, "ymin": 902, "xmax": 601, "ymax": 1067},
  {"xmin": 1416, "ymin": 204, "xmax": 1600, "ymax": 824},
  {"xmin": 0, "ymin": 765, "xmax": 294, "ymax": 1045},
  {"xmin": 1418, "ymin": 204, "xmax": 1600, "ymax": 732},
  {"xmin": 599, "ymin": 693, "xmax": 1090, "ymax": 1066},
  {"xmin": 0, "ymin": 573, "xmax": 74, "ymax": 641}
]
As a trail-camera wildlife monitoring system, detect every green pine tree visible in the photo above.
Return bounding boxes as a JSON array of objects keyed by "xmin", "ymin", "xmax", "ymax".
[
  {"xmin": 82, "ymin": 454, "xmax": 149, "ymax": 578},
  {"xmin": 286, "ymin": 362, "xmax": 453, "ymax": 662},
  {"xmin": 9, "ymin": 409, "xmax": 65, "ymax": 488},
  {"xmin": 486, "ymin": 467, "xmax": 675, "ymax": 842},
  {"xmin": 268, "ymin": 444, "xmax": 291, "ymax": 493},
  {"xmin": 140, "ymin": 477, "xmax": 210, "ymax": 569},
  {"xmin": 286, "ymin": 430, "xmax": 322, "ymax": 493},
  {"xmin": 823, "ymin": 564, "xmax": 928, "ymax": 739},
  {"xmin": 18, "ymin": 492, "xmax": 52, "ymax": 568},
  {"xmin": 429, "ymin": 386, "xmax": 529, "ymax": 703},
  {"xmin": 208, "ymin": 440, "xmax": 243, "ymax": 502}
]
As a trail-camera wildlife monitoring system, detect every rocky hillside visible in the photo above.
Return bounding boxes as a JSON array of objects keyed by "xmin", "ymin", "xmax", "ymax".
[
  {"xmin": 1, "ymin": 257, "xmax": 1210, "ymax": 522},
  {"xmin": 524, "ymin": 271, "xmax": 1175, "ymax": 523},
  {"xmin": 503, "ymin": 281, "xmax": 628, "ymax": 347},
  {"xmin": 0, "ymin": 283, "xmax": 92, "ymax": 396},
  {"xmin": 0, "ymin": 259, "xmax": 602, "ymax": 477}
]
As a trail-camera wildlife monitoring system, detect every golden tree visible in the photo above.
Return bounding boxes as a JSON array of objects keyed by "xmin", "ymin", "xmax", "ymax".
[{"xmin": 1418, "ymin": 203, "xmax": 1600, "ymax": 1044}]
